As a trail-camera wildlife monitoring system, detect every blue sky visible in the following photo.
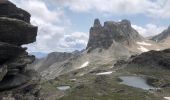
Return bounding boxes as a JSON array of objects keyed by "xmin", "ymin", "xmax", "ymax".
[{"xmin": 10, "ymin": 0, "xmax": 170, "ymax": 53}]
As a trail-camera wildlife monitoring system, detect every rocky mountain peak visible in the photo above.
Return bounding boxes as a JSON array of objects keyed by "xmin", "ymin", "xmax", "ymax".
[
  {"xmin": 120, "ymin": 19, "xmax": 131, "ymax": 26},
  {"xmin": 86, "ymin": 18, "xmax": 143, "ymax": 52},
  {"xmin": 93, "ymin": 18, "xmax": 102, "ymax": 27}
]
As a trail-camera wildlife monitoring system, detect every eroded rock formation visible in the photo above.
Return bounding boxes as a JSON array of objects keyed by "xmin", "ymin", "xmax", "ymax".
[
  {"xmin": 86, "ymin": 18, "xmax": 143, "ymax": 51},
  {"xmin": 0, "ymin": 0, "xmax": 40, "ymax": 99}
]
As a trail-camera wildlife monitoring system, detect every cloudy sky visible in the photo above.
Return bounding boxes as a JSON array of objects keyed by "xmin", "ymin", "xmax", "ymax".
[{"xmin": 10, "ymin": 0, "xmax": 170, "ymax": 53}]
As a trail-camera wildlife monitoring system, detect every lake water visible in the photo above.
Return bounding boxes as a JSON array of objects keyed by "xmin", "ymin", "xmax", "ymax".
[
  {"xmin": 119, "ymin": 76, "xmax": 155, "ymax": 90},
  {"xmin": 57, "ymin": 86, "xmax": 70, "ymax": 91}
]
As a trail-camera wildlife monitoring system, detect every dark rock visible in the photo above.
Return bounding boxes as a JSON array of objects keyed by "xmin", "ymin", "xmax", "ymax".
[
  {"xmin": 93, "ymin": 18, "xmax": 102, "ymax": 28},
  {"xmin": 160, "ymin": 83, "xmax": 170, "ymax": 88},
  {"xmin": 0, "ymin": 42, "xmax": 25, "ymax": 63},
  {"xmin": 0, "ymin": 17, "xmax": 37, "ymax": 45},
  {"xmin": 0, "ymin": 0, "xmax": 31, "ymax": 23},
  {"xmin": 86, "ymin": 18, "xmax": 143, "ymax": 51},
  {"xmin": 129, "ymin": 49, "xmax": 170, "ymax": 69},
  {"xmin": 0, "ymin": 65, "xmax": 7, "ymax": 81},
  {"xmin": 0, "ymin": 1, "xmax": 40, "ymax": 99},
  {"xmin": 7, "ymin": 55, "xmax": 35, "ymax": 70},
  {"xmin": 0, "ymin": 74, "xmax": 29, "ymax": 91}
]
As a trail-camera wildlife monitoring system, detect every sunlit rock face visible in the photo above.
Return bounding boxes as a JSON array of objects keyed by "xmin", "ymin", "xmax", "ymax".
[
  {"xmin": 0, "ymin": 0, "xmax": 40, "ymax": 98},
  {"xmin": 86, "ymin": 18, "xmax": 143, "ymax": 51}
]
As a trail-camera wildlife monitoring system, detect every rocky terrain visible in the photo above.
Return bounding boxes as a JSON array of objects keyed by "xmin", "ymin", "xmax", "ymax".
[
  {"xmin": 32, "ymin": 18, "xmax": 166, "ymax": 79},
  {"xmin": 152, "ymin": 26, "xmax": 170, "ymax": 42},
  {"xmin": 1, "ymin": 1, "xmax": 170, "ymax": 100},
  {"xmin": 0, "ymin": 0, "xmax": 41, "ymax": 99}
]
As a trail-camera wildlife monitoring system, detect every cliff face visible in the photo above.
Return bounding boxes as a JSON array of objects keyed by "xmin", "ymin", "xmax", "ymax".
[
  {"xmin": 0, "ymin": 1, "xmax": 40, "ymax": 99},
  {"xmin": 86, "ymin": 18, "xmax": 143, "ymax": 51}
]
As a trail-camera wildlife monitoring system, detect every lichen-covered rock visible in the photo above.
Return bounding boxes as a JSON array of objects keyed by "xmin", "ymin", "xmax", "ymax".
[
  {"xmin": 0, "ymin": 17, "xmax": 37, "ymax": 45},
  {"xmin": 0, "ymin": 0, "xmax": 31, "ymax": 23}
]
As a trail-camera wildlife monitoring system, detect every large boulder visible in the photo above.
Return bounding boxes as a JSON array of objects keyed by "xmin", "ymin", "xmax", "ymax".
[
  {"xmin": 0, "ymin": 0, "xmax": 31, "ymax": 23},
  {"xmin": 0, "ymin": 74, "xmax": 29, "ymax": 91},
  {"xmin": 0, "ymin": 17, "xmax": 37, "ymax": 45}
]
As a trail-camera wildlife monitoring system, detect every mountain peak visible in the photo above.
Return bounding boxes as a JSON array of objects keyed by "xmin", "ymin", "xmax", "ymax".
[
  {"xmin": 86, "ymin": 19, "xmax": 143, "ymax": 52},
  {"xmin": 93, "ymin": 18, "xmax": 102, "ymax": 27}
]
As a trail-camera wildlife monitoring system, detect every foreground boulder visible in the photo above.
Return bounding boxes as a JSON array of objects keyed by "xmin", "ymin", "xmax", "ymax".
[
  {"xmin": 0, "ymin": 0, "xmax": 41, "ymax": 99},
  {"xmin": 0, "ymin": 17, "xmax": 37, "ymax": 45},
  {"xmin": 0, "ymin": 0, "xmax": 31, "ymax": 23}
]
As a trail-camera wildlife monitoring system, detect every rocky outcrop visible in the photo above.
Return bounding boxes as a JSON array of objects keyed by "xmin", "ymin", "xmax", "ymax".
[
  {"xmin": 0, "ymin": 0, "xmax": 40, "ymax": 99},
  {"xmin": 151, "ymin": 26, "xmax": 170, "ymax": 42},
  {"xmin": 0, "ymin": 0, "xmax": 31, "ymax": 23},
  {"xmin": 86, "ymin": 18, "xmax": 143, "ymax": 51},
  {"xmin": 0, "ymin": 17, "xmax": 37, "ymax": 45},
  {"xmin": 128, "ymin": 49, "xmax": 170, "ymax": 69},
  {"xmin": 29, "ymin": 52, "xmax": 76, "ymax": 72}
]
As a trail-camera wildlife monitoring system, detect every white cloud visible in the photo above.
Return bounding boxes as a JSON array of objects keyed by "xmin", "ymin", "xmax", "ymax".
[
  {"xmin": 59, "ymin": 32, "xmax": 88, "ymax": 51},
  {"xmin": 10, "ymin": 0, "xmax": 89, "ymax": 53},
  {"xmin": 9, "ymin": 0, "xmax": 170, "ymax": 53},
  {"xmin": 132, "ymin": 24, "xmax": 166, "ymax": 37},
  {"xmin": 52, "ymin": 0, "xmax": 170, "ymax": 18}
]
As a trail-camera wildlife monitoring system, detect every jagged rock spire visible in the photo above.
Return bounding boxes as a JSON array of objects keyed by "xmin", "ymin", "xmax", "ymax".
[
  {"xmin": 93, "ymin": 18, "xmax": 102, "ymax": 27},
  {"xmin": 86, "ymin": 18, "xmax": 143, "ymax": 52}
]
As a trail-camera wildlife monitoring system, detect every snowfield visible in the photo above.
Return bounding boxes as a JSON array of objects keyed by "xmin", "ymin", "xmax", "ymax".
[
  {"xmin": 79, "ymin": 61, "xmax": 89, "ymax": 69},
  {"xmin": 137, "ymin": 41, "xmax": 152, "ymax": 46},
  {"xmin": 164, "ymin": 97, "xmax": 170, "ymax": 100},
  {"xmin": 138, "ymin": 46, "xmax": 149, "ymax": 52},
  {"xmin": 96, "ymin": 71, "xmax": 113, "ymax": 75}
]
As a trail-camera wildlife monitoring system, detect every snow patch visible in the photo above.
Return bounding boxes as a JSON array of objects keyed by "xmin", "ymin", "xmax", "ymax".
[
  {"xmin": 164, "ymin": 97, "xmax": 170, "ymax": 100},
  {"xmin": 96, "ymin": 71, "xmax": 113, "ymax": 75},
  {"xmin": 137, "ymin": 41, "xmax": 152, "ymax": 46},
  {"xmin": 138, "ymin": 46, "xmax": 149, "ymax": 52},
  {"xmin": 79, "ymin": 61, "xmax": 89, "ymax": 69}
]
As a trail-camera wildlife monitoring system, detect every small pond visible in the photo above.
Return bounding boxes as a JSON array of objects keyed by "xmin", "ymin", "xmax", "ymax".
[
  {"xmin": 57, "ymin": 86, "xmax": 70, "ymax": 91},
  {"xmin": 119, "ymin": 76, "xmax": 155, "ymax": 90}
]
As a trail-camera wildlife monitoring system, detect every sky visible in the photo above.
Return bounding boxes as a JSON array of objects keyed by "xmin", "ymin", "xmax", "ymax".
[{"xmin": 9, "ymin": 0, "xmax": 170, "ymax": 53}]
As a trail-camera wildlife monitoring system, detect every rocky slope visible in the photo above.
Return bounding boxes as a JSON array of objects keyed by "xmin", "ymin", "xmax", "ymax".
[
  {"xmin": 128, "ymin": 49, "xmax": 170, "ymax": 69},
  {"xmin": 151, "ymin": 26, "xmax": 170, "ymax": 42},
  {"xmin": 30, "ymin": 52, "xmax": 75, "ymax": 72},
  {"xmin": 0, "ymin": 1, "xmax": 41, "ymax": 99}
]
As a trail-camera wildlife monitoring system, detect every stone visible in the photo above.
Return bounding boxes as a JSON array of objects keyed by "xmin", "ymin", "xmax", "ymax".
[
  {"xmin": 0, "ymin": 65, "xmax": 7, "ymax": 81},
  {"xmin": 0, "ymin": 74, "xmax": 30, "ymax": 91},
  {"xmin": 0, "ymin": 17, "xmax": 37, "ymax": 45},
  {"xmin": 0, "ymin": 0, "xmax": 31, "ymax": 23},
  {"xmin": 7, "ymin": 55, "xmax": 35, "ymax": 70},
  {"xmin": 0, "ymin": 42, "xmax": 25, "ymax": 63}
]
